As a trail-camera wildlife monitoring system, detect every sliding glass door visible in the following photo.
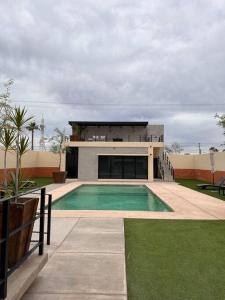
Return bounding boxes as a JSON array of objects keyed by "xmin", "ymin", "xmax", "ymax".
[
  {"xmin": 123, "ymin": 157, "xmax": 136, "ymax": 179},
  {"xmin": 98, "ymin": 156, "xmax": 148, "ymax": 179}
]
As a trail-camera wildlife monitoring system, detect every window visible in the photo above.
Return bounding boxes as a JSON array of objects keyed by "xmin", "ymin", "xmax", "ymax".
[
  {"xmin": 123, "ymin": 157, "xmax": 136, "ymax": 179},
  {"xmin": 98, "ymin": 156, "xmax": 148, "ymax": 179},
  {"xmin": 136, "ymin": 157, "xmax": 148, "ymax": 179},
  {"xmin": 111, "ymin": 156, "xmax": 123, "ymax": 178}
]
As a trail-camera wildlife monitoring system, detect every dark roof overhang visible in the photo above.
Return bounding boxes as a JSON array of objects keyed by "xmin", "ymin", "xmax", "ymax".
[{"xmin": 68, "ymin": 121, "xmax": 148, "ymax": 127}]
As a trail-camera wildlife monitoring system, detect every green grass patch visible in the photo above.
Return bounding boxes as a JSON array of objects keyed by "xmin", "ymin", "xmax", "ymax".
[
  {"xmin": 125, "ymin": 219, "xmax": 225, "ymax": 300},
  {"xmin": 33, "ymin": 177, "xmax": 53, "ymax": 187},
  {"xmin": 176, "ymin": 179, "xmax": 225, "ymax": 201}
]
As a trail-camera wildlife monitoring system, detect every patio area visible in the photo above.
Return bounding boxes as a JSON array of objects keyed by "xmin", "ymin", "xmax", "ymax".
[{"xmin": 19, "ymin": 180, "xmax": 225, "ymax": 299}]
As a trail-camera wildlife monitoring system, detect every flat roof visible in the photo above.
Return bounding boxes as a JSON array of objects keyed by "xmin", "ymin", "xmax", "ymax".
[{"xmin": 69, "ymin": 121, "xmax": 148, "ymax": 127}]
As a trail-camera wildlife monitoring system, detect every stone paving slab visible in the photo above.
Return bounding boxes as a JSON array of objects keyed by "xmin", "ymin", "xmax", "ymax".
[
  {"xmin": 75, "ymin": 217, "xmax": 124, "ymax": 232},
  {"xmin": 26, "ymin": 253, "xmax": 126, "ymax": 295},
  {"xmin": 58, "ymin": 231, "xmax": 124, "ymax": 253},
  {"xmin": 22, "ymin": 218, "xmax": 127, "ymax": 300}
]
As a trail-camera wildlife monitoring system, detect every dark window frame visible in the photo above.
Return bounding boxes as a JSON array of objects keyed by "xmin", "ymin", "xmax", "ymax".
[{"xmin": 98, "ymin": 155, "xmax": 148, "ymax": 179}]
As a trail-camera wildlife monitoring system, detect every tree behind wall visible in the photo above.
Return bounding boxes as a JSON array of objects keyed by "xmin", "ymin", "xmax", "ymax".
[
  {"xmin": 165, "ymin": 142, "xmax": 184, "ymax": 154},
  {"xmin": 215, "ymin": 113, "xmax": 225, "ymax": 146},
  {"xmin": 0, "ymin": 79, "xmax": 13, "ymax": 132},
  {"xmin": 49, "ymin": 128, "xmax": 68, "ymax": 170},
  {"xmin": 26, "ymin": 121, "xmax": 39, "ymax": 150}
]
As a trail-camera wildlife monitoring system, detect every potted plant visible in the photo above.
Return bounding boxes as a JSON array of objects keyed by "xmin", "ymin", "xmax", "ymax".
[
  {"xmin": 0, "ymin": 105, "xmax": 39, "ymax": 268},
  {"xmin": 72, "ymin": 124, "xmax": 85, "ymax": 141},
  {"xmin": 49, "ymin": 128, "xmax": 68, "ymax": 183},
  {"xmin": 0, "ymin": 127, "xmax": 15, "ymax": 192}
]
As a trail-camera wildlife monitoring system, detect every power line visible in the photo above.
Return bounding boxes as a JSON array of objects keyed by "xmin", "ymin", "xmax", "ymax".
[{"xmin": 10, "ymin": 99, "xmax": 225, "ymax": 107}]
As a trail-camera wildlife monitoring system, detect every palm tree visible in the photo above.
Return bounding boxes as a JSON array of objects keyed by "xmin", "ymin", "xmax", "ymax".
[{"xmin": 26, "ymin": 122, "xmax": 39, "ymax": 150}]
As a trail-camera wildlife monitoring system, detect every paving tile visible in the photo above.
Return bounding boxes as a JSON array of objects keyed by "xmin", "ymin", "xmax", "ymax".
[
  {"xmin": 58, "ymin": 231, "xmax": 124, "ymax": 253},
  {"xmin": 23, "ymin": 293, "xmax": 126, "ymax": 300},
  {"xmin": 48, "ymin": 218, "xmax": 79, "ymax": 247},
  {"xmin": 27, "ymin": 253, "xmax": 126, "ymax": 295},
  {"xmin": 75, "ymin": 218, "xmax": 124, "ymax": 232}
]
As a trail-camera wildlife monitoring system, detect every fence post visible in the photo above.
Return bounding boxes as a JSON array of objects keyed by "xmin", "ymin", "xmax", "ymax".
[
  {"xmin": 47, "ymin": 194, "xmax": 52, "ymax": 245},
  {"xmin": 0, "ymin": 200, "xmax": 10, "ymax": 299},
  {"xmin": 39, "ymin": 188, "xmax": 45, "ymax": 255}
]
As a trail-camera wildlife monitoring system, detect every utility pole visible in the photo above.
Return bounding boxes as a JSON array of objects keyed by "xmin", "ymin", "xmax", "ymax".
[
  {"xmin": 39, "ymin": 115, "xmax": 46, "ymax": 151},
  {"xmin": 198, "ymin": 143, "xmax": 202, "ymax": 155}
]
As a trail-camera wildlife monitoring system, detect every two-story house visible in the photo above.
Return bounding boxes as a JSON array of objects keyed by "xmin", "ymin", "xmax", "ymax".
[{"xmin": 65, "ymin": 121, "xmax": 164, "ymax": 181}]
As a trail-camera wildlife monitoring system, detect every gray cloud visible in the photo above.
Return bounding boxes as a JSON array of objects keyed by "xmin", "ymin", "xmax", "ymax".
[{"xmin": 0, "ymin": 0, "xmax": 225, "ymax": 152}]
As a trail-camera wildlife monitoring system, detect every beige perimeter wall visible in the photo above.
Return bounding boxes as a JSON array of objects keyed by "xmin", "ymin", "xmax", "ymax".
[
  {"xmin": 169, "ymin": 152, "xmax": 225, "ymax": 182},
  {"xmin": 0, "ymin": 149, "xmax": 61, "ymax": 169},
  {"xmin": 169, "ymin": 153, "xmax": 225, "ymax": 171},
  {"xmin": 0, "ymin": 149, "xmax": 65, "ymax": 179}
]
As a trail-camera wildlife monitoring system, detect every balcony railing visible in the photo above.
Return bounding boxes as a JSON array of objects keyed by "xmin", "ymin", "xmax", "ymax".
[
  {"xmin": 70, "ymin": 135, "xmax": 164, "ymax": 142},
  {"xmin": 0, "ymin": 188, "xmax": 52, "ymax": 299}
]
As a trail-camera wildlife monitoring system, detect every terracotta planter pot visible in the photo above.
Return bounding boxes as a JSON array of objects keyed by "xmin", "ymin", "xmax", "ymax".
[
  {"xmin": 0, "ymin": 197, "xmax": 39, "ymax": 268},
  {"xmin": 52, "ymin": 171, "xmax": 67, "ymax": 183},
  {"xmin": 70, "ymin": 135, "xmax": 80, "ymax": 141}
]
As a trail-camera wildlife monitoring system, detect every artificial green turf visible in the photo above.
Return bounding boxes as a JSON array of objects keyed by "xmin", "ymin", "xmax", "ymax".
[
  {"xmin": 125, "ymin": 219, "xmax": 225, "ymax": 300},
  {"xmin": 33, "ymin": 177, "xmax": 53, "ymax": 187},
  {"xmin": 176, "ymin": 179, "xmax": 225, "ymax": 201}
]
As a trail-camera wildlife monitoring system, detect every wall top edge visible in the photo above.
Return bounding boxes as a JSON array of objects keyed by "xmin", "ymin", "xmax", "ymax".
[{"xmin": 67, "ymin": 142, "xmax": 164, "ymax": 148}]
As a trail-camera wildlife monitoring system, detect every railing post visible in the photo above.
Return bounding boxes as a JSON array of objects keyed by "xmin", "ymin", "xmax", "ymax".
[
  {"xmin": 39, "ymin": 188, "xmax": 45, "ymax": 255},
  {"xmin": 47, "ymin": 194, "xmax": 52, "ymax": 245},
  {"xmin": 172, "ymin": 168, "xmax": 175, "ymax": 180},
  {"xmin": 0, "ymin": 200, "xmax": 10, "ymax": 299}
]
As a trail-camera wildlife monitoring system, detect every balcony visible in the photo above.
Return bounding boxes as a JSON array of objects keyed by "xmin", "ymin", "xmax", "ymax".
[{"xmin": 70, "ymin": 135, "xmax": 164, "ymax": 142}]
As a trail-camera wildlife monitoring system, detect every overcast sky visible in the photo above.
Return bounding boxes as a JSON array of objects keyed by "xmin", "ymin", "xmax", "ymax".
[{"xmin": 0, "ymin": 0, "xmax": 225, "ymax": 152}]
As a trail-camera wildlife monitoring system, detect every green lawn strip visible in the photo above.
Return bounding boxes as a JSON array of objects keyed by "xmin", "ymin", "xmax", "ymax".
[
  {"xmin": 33, "ymin": 177, "xmax": 53, "ymax": 187},
  {"xmin": 34, "ymin": 177, "xmax": 53, "ymax": 187},
  {"xmin": 125, "ymin": 219, "xmax": 225, "ymax": 300},
  {"xmin": 176, "ymin": 179, "xmax": 225, "ymax": 201}
]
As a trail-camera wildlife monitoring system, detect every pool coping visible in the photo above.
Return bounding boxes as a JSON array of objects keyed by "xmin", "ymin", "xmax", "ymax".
[{"xmin": 49, "ymin": 181, "xmax": 225, "ymax": 220}]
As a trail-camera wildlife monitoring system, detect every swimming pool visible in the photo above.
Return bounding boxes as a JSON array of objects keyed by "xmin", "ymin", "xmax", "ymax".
[{"xmin": 52, "ymin": 185, "xmax": 172, "ymax": 212}]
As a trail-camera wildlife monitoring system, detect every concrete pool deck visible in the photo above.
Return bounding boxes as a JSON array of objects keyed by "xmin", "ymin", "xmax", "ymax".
[
  {"xmin": 47, "ymin": 180, "xmax": 225, "ymax": 220},
  {"xmin": 21, "ymin": 181, "xmax": 225, "ymax": 299},
  {"xmin": 22, "ymin": 217, "xmax": 127, "ymax": 300}
]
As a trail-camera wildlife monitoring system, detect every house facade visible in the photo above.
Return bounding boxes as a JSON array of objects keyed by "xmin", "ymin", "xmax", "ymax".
[{"xmin": 65, "ymin": 121, "xmax": 164, "ymax": 181}]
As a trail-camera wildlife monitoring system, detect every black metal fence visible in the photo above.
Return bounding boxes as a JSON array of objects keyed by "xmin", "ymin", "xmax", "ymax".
[
  {"xmin": 70, "ymin": 134, "xmax": 164, "ymax": 142},
  {"xmin": 0, "ymin": 187, "xmax": 52, "ymax": 299}
]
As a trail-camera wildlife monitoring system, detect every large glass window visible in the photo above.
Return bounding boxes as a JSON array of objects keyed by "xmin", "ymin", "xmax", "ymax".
[
  {"xmin": 136, "ymin": 156, "xmax": 148, "ymax": 179},
  {"xmin": 123, "ymin": 157, "xmax": 136, "ymax": 179},
  {"xmin": 98, "ymin": 156, "xmax": 148, "ymax": 179},
  {"xmin": 111, "ymin": 156, "xmax": 123, "ymax": 178},
  {"xmin": 98, "ymin": 156, "xmax": 111, "ymax": 178}
]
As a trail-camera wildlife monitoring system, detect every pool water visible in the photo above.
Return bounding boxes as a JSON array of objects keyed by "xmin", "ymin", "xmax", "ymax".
[{"xmin": 52, "ymin": 185, "xmax": 172, "ymax": 212}]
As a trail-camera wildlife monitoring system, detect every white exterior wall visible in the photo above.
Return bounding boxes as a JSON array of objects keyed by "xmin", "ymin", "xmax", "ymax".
[{"xmin": 78, "ymin": 147, "xmax": 149, "ymax": 180}]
